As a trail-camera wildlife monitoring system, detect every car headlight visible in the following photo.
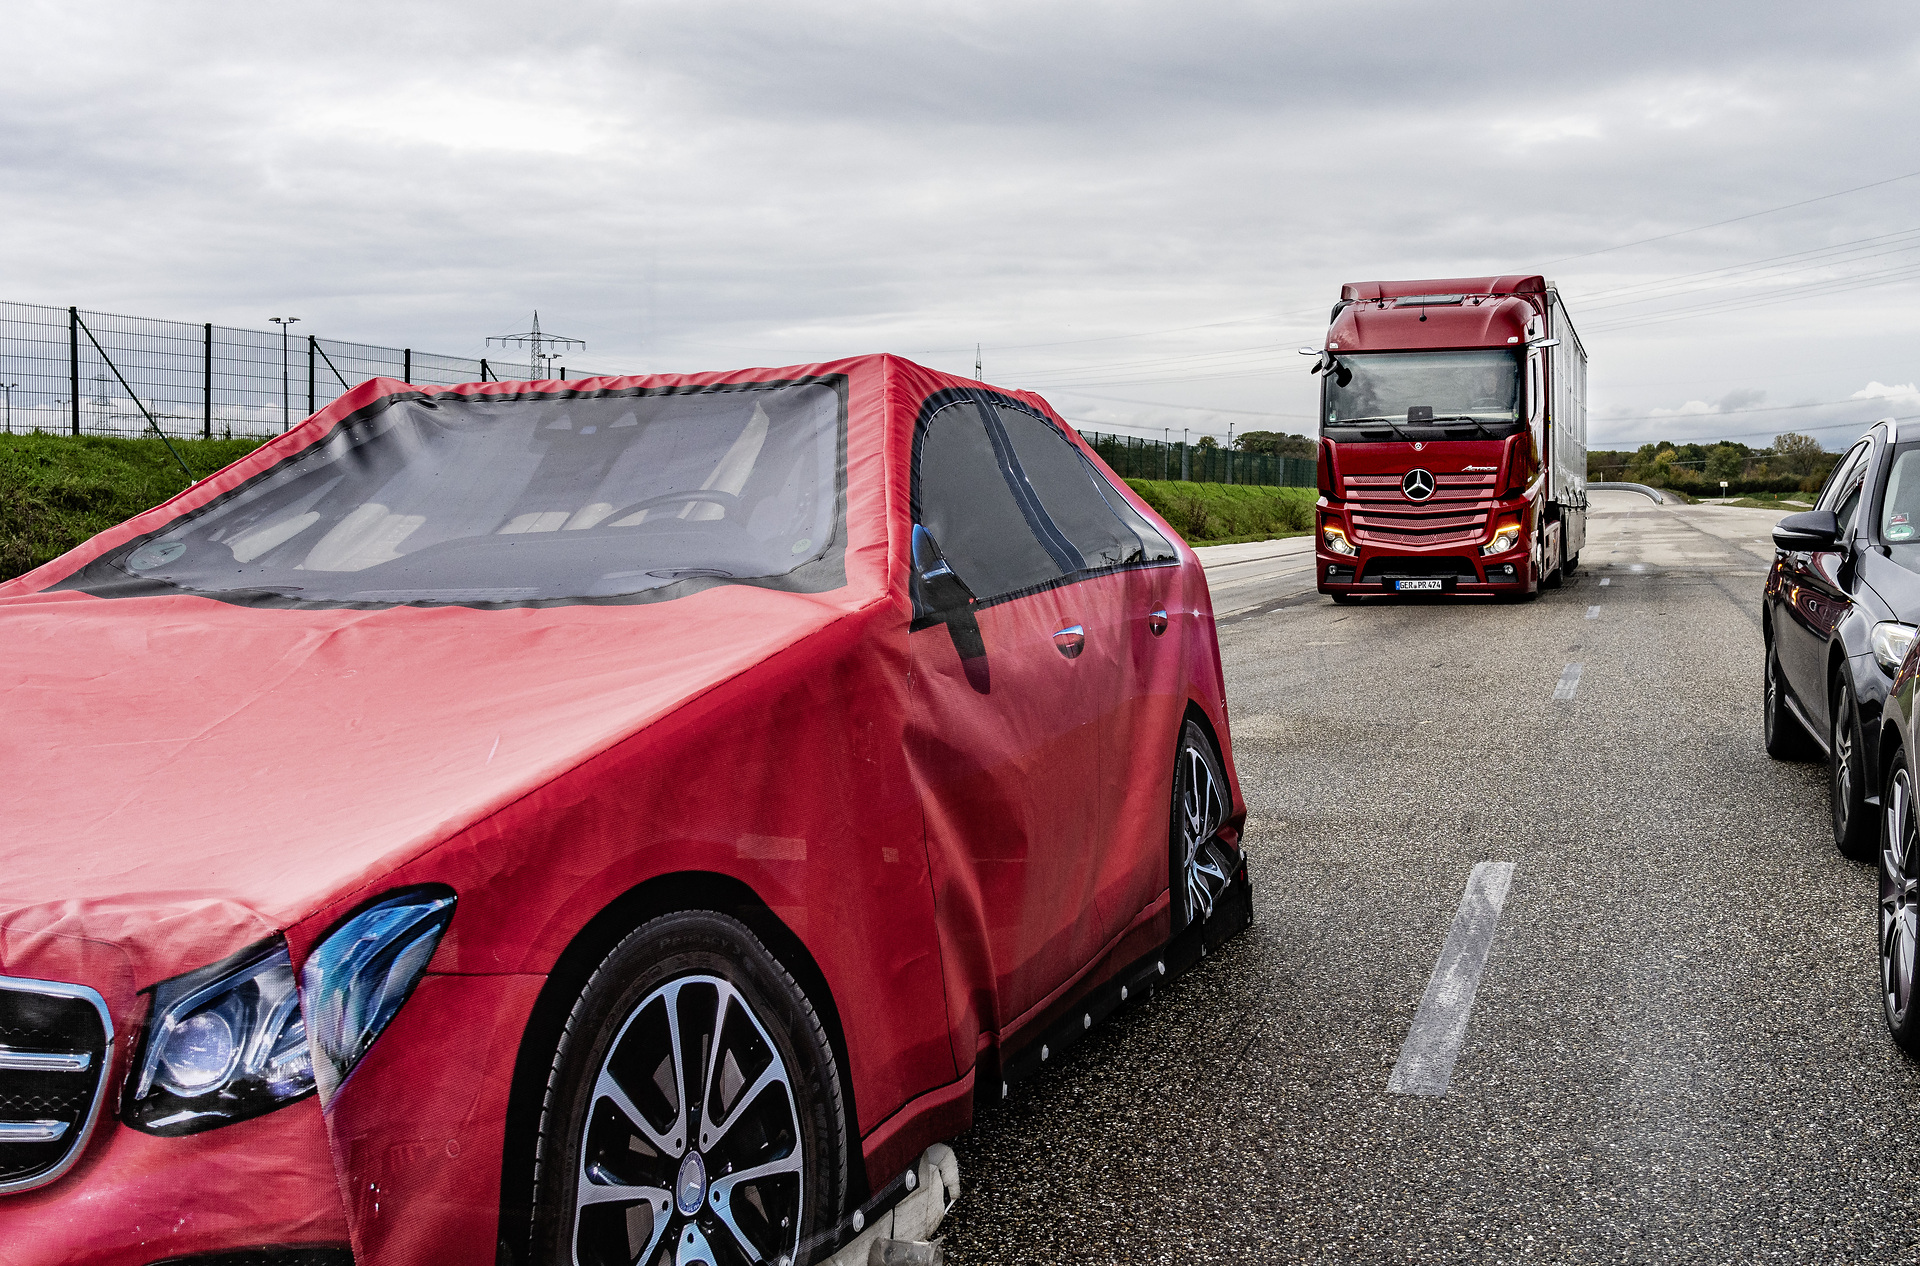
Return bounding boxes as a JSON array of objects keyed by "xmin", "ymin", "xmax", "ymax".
[
  {"xmin": 1323, "ymin": 525, "xmax": 1357, "ymax": 556},
  {"xmin": 1482, "ymin": 521, "xmax": 1522, "ymax": 556},
  {"xmin": 126, "ymin": 940, "xmax": 314, "ymax": 1136},
  {"xmin": 1873, "ymin": 621, "xmax": 1919, "ymax": 675},
  {"xmin": 301, "ymin": 887, "xmax": 456, "ymax": 1105}
]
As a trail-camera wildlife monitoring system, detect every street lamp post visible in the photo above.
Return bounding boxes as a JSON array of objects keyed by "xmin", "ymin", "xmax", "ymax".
[{"xmin": 269, "ymin": 317, "xmax": 301, "ymax": 431}]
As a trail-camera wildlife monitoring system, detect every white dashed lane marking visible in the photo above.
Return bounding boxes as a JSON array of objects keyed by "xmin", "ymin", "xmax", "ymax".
[
  {"xmin": 1388, "ymin": 862, "xmax": 1517, "ymax": 1098},
  {"xmin": 1586, "ymin": 606, "xmax": 1600, "ymax": 619},
  {"xmin": 1553, "ymin": 664, "xmax": 1583, "ymax": 701}
]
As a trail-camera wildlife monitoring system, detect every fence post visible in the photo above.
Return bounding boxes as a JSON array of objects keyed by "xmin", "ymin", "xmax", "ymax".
[
  {"xmin": 1180, "ymin": 442, "xmax": 1189, "ymax": 482},
  {"xmin": 403, "ymin": 349, "xmax": 411, "ymax": 384},
  {"xmin": 480, "ymin": 358, "xmax": 491, "ymax": 382},
  {"xmin": 203, "ymin": 322, "xmax": 213, "ymax": 439},
  {"xmin": 307, "ymin": 335, "xmax": 316, "ymax": 415},
  {"xmin": 68, "ymin": 307, "xmax": 80, "ymax": 435}
]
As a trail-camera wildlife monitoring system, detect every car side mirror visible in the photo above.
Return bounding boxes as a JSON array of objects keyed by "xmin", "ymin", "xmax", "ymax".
[
  {"xmin": 911, "ymin": 525, "xmax": 985, "ymax": 661},
  {"xmin": 1773, "ymin": 509, "xmax": 1840, "ymax": 552}
]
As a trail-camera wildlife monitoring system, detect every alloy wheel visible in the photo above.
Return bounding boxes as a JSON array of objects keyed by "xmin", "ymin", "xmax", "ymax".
[
  {"xmin": 1176, "ymin": 729, "xmax": 1229, "ymax": 924},
  {"xmin": 1882, "ymin": 768, "xmax": 1920, "ymax": 1036},
  {"xmin": 572, "ymin": 975, "xmax": 804, "ymax": 1266}
]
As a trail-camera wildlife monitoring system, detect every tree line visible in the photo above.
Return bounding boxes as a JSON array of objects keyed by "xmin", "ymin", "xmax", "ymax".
[{"xmin": 1587, "ymin": 433, "xmax": 1836, "ymax": 496}]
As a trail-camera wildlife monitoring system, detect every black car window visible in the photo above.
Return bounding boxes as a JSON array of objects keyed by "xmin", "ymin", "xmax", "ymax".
[
  {"xmin": 1837, "ymin": 476, "xmax": 1867, "ymax": 536},
  {"xmin": 1818, "ymin": 440, "xmax": 1870, "ymax": 513},
  {"xmin": 992, "ymin": 406, "xmax": 1177, "ymax": 568},
  {"xmin": 1879, "ymin": 445, "xmax": 1920, "ymax": 571},
  {"xmin": 915, "ymin": 400, "xmax": 1065, "ymax": 600}
]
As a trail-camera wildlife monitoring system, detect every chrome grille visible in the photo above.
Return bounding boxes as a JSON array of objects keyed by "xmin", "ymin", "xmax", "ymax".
[
  {"xmin": 0, "ymin": 976, "xmax": 113, "ymax": 1195},
  {"xmin": 1344, "ymin": 471, "xmax": 1498, "ymax": 546}
]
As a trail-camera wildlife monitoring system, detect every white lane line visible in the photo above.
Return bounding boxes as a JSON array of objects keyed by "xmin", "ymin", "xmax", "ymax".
[
  {"xmin": 1388, "ymin": 861, "xmax": 1516, "ymax": 1097},
  {"xmin": 1552, "ymin": 663, "xmax": 1583, "ymax": 700},
  {"xmin": 1600, "ymin": 578, "xmax": 1611, "ymax": 587},
  {"xmin": 1585, "ymin": 605, "xmax": 1600, "ymax": 619},
  {"xmin": 1629, "ymin": 563, "xmax": 1646, "ymax": 572}
]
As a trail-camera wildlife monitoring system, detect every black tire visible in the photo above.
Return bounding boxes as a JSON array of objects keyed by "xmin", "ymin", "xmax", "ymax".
[
  {"xmin": 530, "ymin": 910, "xmax": 847, "ymax": 1266},
  {"xmin": 1764, "ymin": 633, "xmax": 1817, "ymax": 761},
  {"xmin": 1171, "ymin": 718, "xmax": 1231, "ymax": 932},
  {"xmin": 1541, "ymin": 530, "xmax": 1565, "ymax": 590},
  {"xmin": 1831, "ymin": 673, "xmax": 1873, "ymax": 859},
  {"xmin": 1882, "ymin": 754, "xmax": 1920, "ymax": 1055},
  {"xmin": 1564, "ymin": 552, "xmax": 1580, "ymax": 576}
]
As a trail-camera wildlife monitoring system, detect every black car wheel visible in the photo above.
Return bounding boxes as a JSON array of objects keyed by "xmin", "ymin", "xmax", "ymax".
[
  {"xmin": 531, "ymin": 911, "xmax": 846, "ymax": 1266},
  {"xmin": 1831, "ymin": 673, "xmax": 1873, "ymax": 858},
  {"xmin": 1764, "ymin": 633, "xmax": 1817, "ymax": 761},
  {"xmin": 1882, "ymin": 756, "xmax": 1920, "ymax": 1055},
  {"xmin": 1171, "ymin": 718, "xmax": 1232, "ymax": 931}
]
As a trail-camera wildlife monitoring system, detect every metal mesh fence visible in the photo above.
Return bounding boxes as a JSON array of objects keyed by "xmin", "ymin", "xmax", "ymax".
[
  {"xmin": 0, "ymin": 301, "xmax": 602, "ymax": 440},
  {"xmin": 1078, "ymin": 430, "xmax": 1316, "ymax": 488}
]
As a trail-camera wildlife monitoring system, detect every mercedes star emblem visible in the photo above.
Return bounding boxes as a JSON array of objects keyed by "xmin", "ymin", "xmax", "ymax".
[{"xmin": 1401, "ymin": 469, "xmax": 1436, "ymax": 501}]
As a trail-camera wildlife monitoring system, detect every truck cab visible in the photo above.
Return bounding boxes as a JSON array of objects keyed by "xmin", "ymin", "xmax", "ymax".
[{"xmin": 1312, "ymin": 274, "xmax": 1587, "ymax": 600}]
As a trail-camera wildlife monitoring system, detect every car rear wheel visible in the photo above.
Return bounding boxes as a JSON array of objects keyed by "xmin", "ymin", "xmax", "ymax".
[
  {"xmin": 531, "ymin": 910, "xmax": 847, "ymax": 1266},
  {"xmin": 1764, "ymin": 634, "xmax": 1816, "ymax": 761},
  {"xmin": 1831, "ymin": 673, "xmax": 1873, "ymax": 858},
  {"xmin": 1882, "ymin": 757, "xmax": 1920, "ymax": 1055},
  {"xmin": 1171, "ymin": 718, "xmax": 1232, "ymax": 931}
]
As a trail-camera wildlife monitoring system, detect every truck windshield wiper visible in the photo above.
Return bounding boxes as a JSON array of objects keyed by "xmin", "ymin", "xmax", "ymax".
[
  {"xmin": 1430, "ymin": 415, "xmax": 1495, "ymax": 438},
  {"xmin": 1335, "ymin": 415, "xmax": 1417, "ymax": 441}
]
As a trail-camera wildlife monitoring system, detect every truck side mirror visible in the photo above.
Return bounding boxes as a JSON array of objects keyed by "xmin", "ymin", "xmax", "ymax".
[
  {"xmin": 1772, "ymin": 509, "xmax": 1840, "ymax": 552},
  {"xmin": 911, "ymin": 525, "xmax": 986, "ymax": 661}
]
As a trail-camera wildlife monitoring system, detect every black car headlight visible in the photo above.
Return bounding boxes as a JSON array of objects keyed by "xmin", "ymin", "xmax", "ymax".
[
  {"xmin": 126, "ymin": 939, "xmax": 315, "ymax": 1136},
  {"xmin": 301, "ymin": 886, "xmax": 456, "ymax": 1104}
]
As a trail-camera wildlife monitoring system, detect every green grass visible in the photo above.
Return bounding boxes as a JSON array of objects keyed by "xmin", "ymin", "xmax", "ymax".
[
  {"xmin": 0, "ymin": 432, "xmax": 270, "ymax": 582},
  {"xmin": 1123, "ymin": 478, "xmax": 1317, "ymax": 546},
  {"xmin": 1724, "ymin": 495, "xmax": 1811, "ymax": 511}
]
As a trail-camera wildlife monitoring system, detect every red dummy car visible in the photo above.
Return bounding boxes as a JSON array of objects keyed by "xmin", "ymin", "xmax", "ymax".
[{"xmin": 0, "ymin": 355, "xmax": 1250, "ymax": 1266}]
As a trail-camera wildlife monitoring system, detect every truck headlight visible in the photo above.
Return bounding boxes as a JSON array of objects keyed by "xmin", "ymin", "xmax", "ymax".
[
  {"xmin": 1323, "ymin": 525, "xmax": 1357, "ymax": 556},
  {"xmin": 302, "ymin": 887, "xmax": 456, "ymax": 1104},
  {"xmin": 1482, "ymin": 521, "xmax": 1521, "ymax": 556},
  {"xmin": 1873, "ymin": 621, "xmax": 1918, "ymax": 674},
  {"xmin": 126, "ymin": 940, "xmax": 315, "ymax": 1136}
]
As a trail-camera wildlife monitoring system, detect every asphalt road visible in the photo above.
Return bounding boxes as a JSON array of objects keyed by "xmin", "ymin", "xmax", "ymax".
[{"xmin": 939, "ymin": 490, "xmax": 1920, "ymax": 1264}]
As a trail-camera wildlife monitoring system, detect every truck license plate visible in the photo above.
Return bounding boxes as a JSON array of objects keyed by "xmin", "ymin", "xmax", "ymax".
[{"xmin": 1395, "ymin": 578, "xmax": 1444, "ymax": 591}]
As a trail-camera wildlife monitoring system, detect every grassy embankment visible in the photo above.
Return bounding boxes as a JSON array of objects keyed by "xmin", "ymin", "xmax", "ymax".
[
  {"xmin": 0, "ymin": 434, "xmax": 1317, "ymax": 583},
  {"xmin": 0, "ymin": 432, "xmax": 268, "ymax": 582},
  {"xmin": 1122, "ymin": 478, "xmax": 1316, "ymax": 546}
]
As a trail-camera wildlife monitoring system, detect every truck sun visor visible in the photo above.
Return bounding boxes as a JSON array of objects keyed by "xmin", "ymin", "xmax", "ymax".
[{"xmin": 58, "ymin": 379, "xmax": 848, "ymax": 610}]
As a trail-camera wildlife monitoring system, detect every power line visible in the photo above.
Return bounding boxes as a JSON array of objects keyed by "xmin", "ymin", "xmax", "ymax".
[{"xmin": 1546, "ymin": 167, "xmax": 1920, "ymax": 266}]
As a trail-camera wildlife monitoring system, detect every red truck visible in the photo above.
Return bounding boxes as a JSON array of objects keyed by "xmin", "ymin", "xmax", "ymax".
[{"xmin": 1310, "ymin": 274, "xmax": 1588, "ymax": 600}]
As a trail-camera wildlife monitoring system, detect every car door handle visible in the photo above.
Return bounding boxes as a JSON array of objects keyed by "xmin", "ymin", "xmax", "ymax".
[
  {"xmin": 1052, "ymin": 624, "xmax": 1085, "ymax": 659},
  {"xmin": 1148, "ymin": 608, "xmax": 1169, "ymax": 637}
]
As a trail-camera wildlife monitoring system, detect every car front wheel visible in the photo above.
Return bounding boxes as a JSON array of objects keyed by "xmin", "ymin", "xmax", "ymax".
[
  {"xmin": 1883, "ymin": 757, "xmax": 1920, "ymax": 1055},
  {"xmin": 1171, "ymin": 718, "xmax": 1232, "ymax": 931},
  {"xmin": 531, "ymin": 910, "xmax": 847, "ymax": 1266}
]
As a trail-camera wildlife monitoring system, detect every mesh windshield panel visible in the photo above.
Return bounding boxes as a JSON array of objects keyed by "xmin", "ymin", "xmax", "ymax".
[
  {"xmin": 917, "ymin": 400, "xmax": 1062, "ymax": 600},
  {"xmin": 992, "ymin": 406, "xmax": 1175, "ymax": 568},
  {"xmin": 63, "ymin": 380, "xmax": 845, "ymax": 608}
]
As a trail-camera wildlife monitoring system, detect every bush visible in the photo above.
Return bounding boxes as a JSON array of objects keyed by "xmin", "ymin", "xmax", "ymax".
[{"xmin": 1122, "ymin": 478, "xmax": 1316, "ymax": 545}]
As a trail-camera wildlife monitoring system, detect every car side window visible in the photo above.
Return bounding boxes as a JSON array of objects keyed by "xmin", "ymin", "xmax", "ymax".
[
  {"xmin": 1817, "ymin": 441, "xmax": 1870, "ymax": 513},
  {"xmin": 916, "ymin": 401, "xmax": 1066, "ymax": 600},
  {"xmin": 992, "ymin": 406, "xmax": 1178, "ymax": 568}
]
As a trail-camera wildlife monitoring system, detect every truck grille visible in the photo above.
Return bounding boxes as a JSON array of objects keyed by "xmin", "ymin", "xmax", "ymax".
[
  {"xmin": 0, "ymin": 976, "xmax": 114, "ymax": 1195},
  {"xmin": 1344, "ymin": 471, "xmax": 1498, "ymax": 546}
]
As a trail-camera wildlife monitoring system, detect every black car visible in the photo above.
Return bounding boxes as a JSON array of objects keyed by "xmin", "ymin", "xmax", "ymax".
[{"xmin": 1764, "ymin": 417, "xmax": 1920, "ymax": 868}]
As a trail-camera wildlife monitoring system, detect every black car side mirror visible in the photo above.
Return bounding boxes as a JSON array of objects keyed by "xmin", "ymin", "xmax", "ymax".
[
  {"xmin": 911, "ymin": 525, "xmax": 985, "ymax": 661},
  {"xmin": 1773, "ymin": 509, "xmax": 1840, "ymax": 552}
]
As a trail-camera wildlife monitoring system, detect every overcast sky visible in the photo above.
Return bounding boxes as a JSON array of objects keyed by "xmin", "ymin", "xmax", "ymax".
[{"xmin": 5, "ymin": 0, "xmax": 1917, "ymax": 450}]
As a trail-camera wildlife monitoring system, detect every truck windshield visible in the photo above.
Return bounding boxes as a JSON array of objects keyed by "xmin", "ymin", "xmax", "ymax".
[
  {"xmin": 1323, "ymin": 350, "xmax": 1523, "ymax": 439},
  {"xmin": 61, "ymin": 379, "xmax": 846, "ymax": 609}
]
